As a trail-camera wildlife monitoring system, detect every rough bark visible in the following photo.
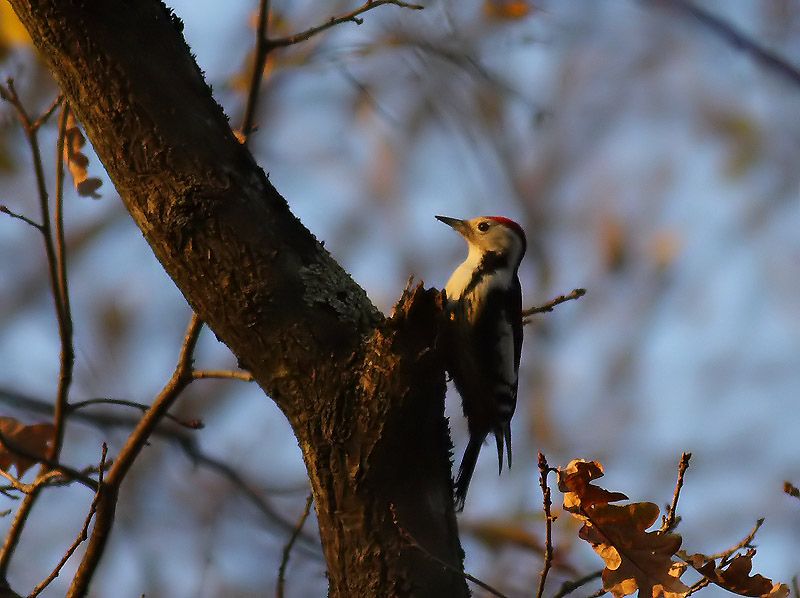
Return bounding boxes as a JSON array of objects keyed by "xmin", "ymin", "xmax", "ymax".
[{"xmin": 8, "ymin": 1, "xmax": 468, "ymax": 596}]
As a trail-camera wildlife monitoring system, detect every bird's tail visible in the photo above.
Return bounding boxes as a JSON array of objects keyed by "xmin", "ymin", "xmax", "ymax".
[
  {"xmin": 495, "ymin": 423, "xmax": 512, "ymax": 471},
  {"xmin": 454, "ymin": 435, "xmax": 483, "ymax": 511}
]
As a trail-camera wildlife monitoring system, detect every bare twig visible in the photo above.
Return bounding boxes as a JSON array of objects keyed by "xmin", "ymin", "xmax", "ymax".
[
  {"xmin": 661, "ymin": 452, "xmax": 691, "ymax": 532},
  {"xmin": 239, "ymin": 0, "xmax": 422, "ymax": 140},
  {"xmin": 50, "ymin": 100, "xmax": 75, "ymax": 459},
  {"xmin": 267, "ymin": 1, "xmax": 423, "ymax": 50},
  {"xmin": 0, "ymin": 387, "xmax": 317, "ymax": 548},
  {"xmin": 69, "ymin": 398, "xmax": 203, "ymax": 429},
  {"xmin": 536, "ymin": 452, "xmax": 554, "ymax": 598},
  {"xmin": 31, "ymin": 95, "xmax": 64, "ymax": 131},
  {"xmin": 783, "ymin": 481, "xmax": 799, "ymax": 500},
  {"xmin": 67, "ymin": 314, "xmax": 203, "ymax": 597},
  {"xmin": 240, "ymin": 0, "xmax": 271, "ymax": 140},
  {"xmin": 0, "ymin": 205, "xmax": 43, "ymax": 230},
  {"xmin": 390, "ymin": 504, "xmax": 510, "ymax": 598},
  {"xmin": 650, "ymin": 0, "xmax": 800, "ymax": 87},
  {"xmin": 702, "ymin": 518, "xmax": 764, "ymax": 563},
  {"xmin": 28, "ymin": 444, "xmax": 107, "ymax": 598},
  {"xmin": 552, "ymin": 570, "xmax": 603, "ymax": 598},
  {"xmin": 585, "ymin": 587, "xmax": 608, "ymax": 598},
  {"xmin": 679, "ymin": 518, "xmax": 766, "ymax": 592},
  {"xmin": 0, "ymin": 469, "xmax": 60, "ymax": 495},
  {"xmin": 0, "ymin": 429, "xmax": 98, "ymax": 492},
  {"xmin": 192, "ymin": 369, "xmax": 254, "ymax": 382},
  {"xmin": 522, "ymin": 288, "xmax": 586, "ymax": 322},
  {"xmin": 276, "ymin": 493, "xmax": 313, "ymax": 598},
  {"xmin": 0, "ymin": 85, "xmax": 75, "ymax": 581}
]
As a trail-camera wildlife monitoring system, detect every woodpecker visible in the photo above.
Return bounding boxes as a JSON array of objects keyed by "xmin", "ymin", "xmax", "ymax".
[{"xmin": 436, "ymin": 215, "xmax": 526, "ymax": 510}]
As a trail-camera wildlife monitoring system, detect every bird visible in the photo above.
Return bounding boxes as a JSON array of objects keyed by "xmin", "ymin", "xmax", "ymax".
[{"xmin": 436, "ymin": 215, "xmax": 526, "ymax": 510}]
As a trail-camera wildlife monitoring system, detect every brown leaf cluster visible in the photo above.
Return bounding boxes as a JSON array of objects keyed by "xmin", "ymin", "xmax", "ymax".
[
  {"xmin": 558, "ymin": 459, "xmax": 788, "ymax": 598},
  {"xmin": 0, "ymin": 417, "xmax": 55, "ymax": 476},
  {"xmin": 64, "ymin": 112, "xmax": 102, "ymax": 198},
  {"xmin": 559, "ymin": 459, "xmax": 689, "ymax": 598},
  {"xmin": 684, "ymin": 550, "xmax": 789, "ymax": 598}
]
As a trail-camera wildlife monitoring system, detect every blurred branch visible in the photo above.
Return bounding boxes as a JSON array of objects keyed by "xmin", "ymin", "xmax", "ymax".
[
  {"xmin": 522, "ymin": 288, "xmax": 586, "ymax": 323},
  {"xmin": 390, "ymin": 504, "xmax": 509, "ymax": 598},
  {"xmin": 0, "ymin": 387, "xmax": 317, "ymax": 547},
  {"xmin": 0, "ymin": 205, "xmax": 42, "ymax": 230},
  {"xmin": 31, "ymin": 94, "xmax": 64, "ymax": 131},
  {"xmin": 68, "ymin": 313, "xmax": 203, "ymax": 596},
  {"xmin": 552, "ymin": 570, "xmax": 603, "ymax": 598},
  {"xmin": 267, "ymin": 1, "xmax": 423, "ymax": 50},
  {"xmin": 69, "ymin": 398, "xmax": 204, "ymax": 429},
  {"xmin": 651, "ymin": 0, "xmax": 800, "ymax": 87},
  {"xmin": 52, "ymin": 101, "xmax": 75, "ymax": 457},
  {"xmin": 661, "ymin": 452, "xmax": 691, "ymax": 533},
  {"xmin": 0, "ymin": 83, "xmax": 75, "ymax": 583},
  {"xmin": 276, "ymin": 493, "xmax": 313, "ymax": 598},
  {"xmin": 535, "ymin": 452, "xmax": 554, "ymax": 598},
  {"xmin": 239, "ymin": 0, "xmax": 271, "ymax": 140},
  {"xmin": 240, "ymin": 0, "xmax": 423, "ymax": 139},
  {"xmin": 0, "ymin": 429, "xmax": 98, "ymax": 492},
  {"xmin": 28, "ymin": 444, "xmax": 107, "ymax": 598},
  {"xmin": 0, "ymin": 468, "xmax": 60, "ymax": 495}
]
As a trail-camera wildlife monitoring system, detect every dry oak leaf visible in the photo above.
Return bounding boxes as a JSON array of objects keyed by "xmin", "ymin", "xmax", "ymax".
[
  {"xmin": 64, "ymin": 112, "xmax": 102, "ymax": 198},
  {"xmin": 0, "ymin": 417, "xmax": 55, "ymax": 476},
  {"xmin": 558, "ymin": 459, "xmax": 629, "ymax": 513},
  {"xmin": 558, "ymin": 459, "xmax": 688, "ymax": 598},
  {"xmin": 687, "ymin": 550, "xmax": 788, "ymax": 598},
  {"xmin": 580, "ymin": 502, "xmax": 688, "ymax": 598}
]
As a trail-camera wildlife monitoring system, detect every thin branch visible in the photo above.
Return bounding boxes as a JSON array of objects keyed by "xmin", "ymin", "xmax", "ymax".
[
  {"xmin": 0, "ymin": 468, "xmax": 60, "ymax": 495},
  {"xmin": 651, "ymin": 0, "xmax": 800, "ymax": 87},
  {"xmin": 661, "ymin": 452, "xmax": 691, "ymax": 533},
  {"xmin": 69, "ymin": 398, "xmax": 203, "ymax": 429},
  {"xmin": 28, "ymin": 444, "xmax": 107, "ymax": 598},
  {"xmin": 0, "ymin": 387, "xmax": 317, "ymax": 548},
  {"xmin": 535, "ymin": 452, "xmax": 554, "ymax": 598},
  {"xmin": 239, "ymin": 0, "xmax": 422, "ymax": 140},
  {"xmin": 276, "ymin": 493, "xmax": 313, "ymax": 598},
  {"xmin": 31, "ymin": 94, "xmax": 64, "ymax": 131},
  {"xmin": 0, "ymin": 205, "xmax": 43, "ymax": 230},
  {"xmin": 552, "ymin": 570, "xmax": 603, "ymax": 598},
  {"xmin": 0, "ymin": 84, "xmax": 76, "ymax": 581},
  {"xmin": 701, "ymin": 518, "xmax": 764, "ymax": 563},
  {"xmin": 51, "ymin": 100, "xmax": 75, "ymax": 459},
  {"xmin": 523, "ymin": 288, "xmax": 586, "ymax": 322},
  {"xmin": 67, "ymin": 314, "xmax": 203, "ymax": 597},
  {"xmin": 240, "ymin": 0, "xmax": 271, "ymax": 140},
  {"xmin": 192, "ymin": 369, "xmax": 254, "ymax": 382},
  {"xmin": 267, "ymin": 0, "xmax": 423, "ymax": 50},
  {"xmin": 585, "ymin": 587, "xmax": 608, "ymax": 598},
  {"xmin": 390, "ymin": 505, "xmax": 510, "ymax": 598},
  {"xmin": 0, "ymin": 430, "xmax": 98, "ymax": 492}
]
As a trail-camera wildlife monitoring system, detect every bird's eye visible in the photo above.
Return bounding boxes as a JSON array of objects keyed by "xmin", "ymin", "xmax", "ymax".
[{"xmin": 477, "ymin": 221, "xmax": 490, "ymax": 232}]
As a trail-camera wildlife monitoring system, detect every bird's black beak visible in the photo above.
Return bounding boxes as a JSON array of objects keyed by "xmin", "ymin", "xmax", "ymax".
[{"xmin": 435, "ymin": 215, "xmax": 469, "ymax": 236}]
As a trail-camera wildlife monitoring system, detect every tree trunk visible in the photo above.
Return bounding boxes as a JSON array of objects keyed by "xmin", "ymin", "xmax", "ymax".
[{"xmin": 8, "ymin": 1, "xmax": 468, "ymax": 595}]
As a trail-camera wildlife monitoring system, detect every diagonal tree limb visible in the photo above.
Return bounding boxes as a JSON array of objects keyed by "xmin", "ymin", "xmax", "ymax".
[{"xmin": 7, "ymin": 2, "xmax": 466, "ymax": 596}]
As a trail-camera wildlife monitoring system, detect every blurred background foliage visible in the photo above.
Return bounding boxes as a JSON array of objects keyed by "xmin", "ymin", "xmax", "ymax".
[{"xmin": 0, "ymin": 0, "xmax": 798, "ymax": 596}]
